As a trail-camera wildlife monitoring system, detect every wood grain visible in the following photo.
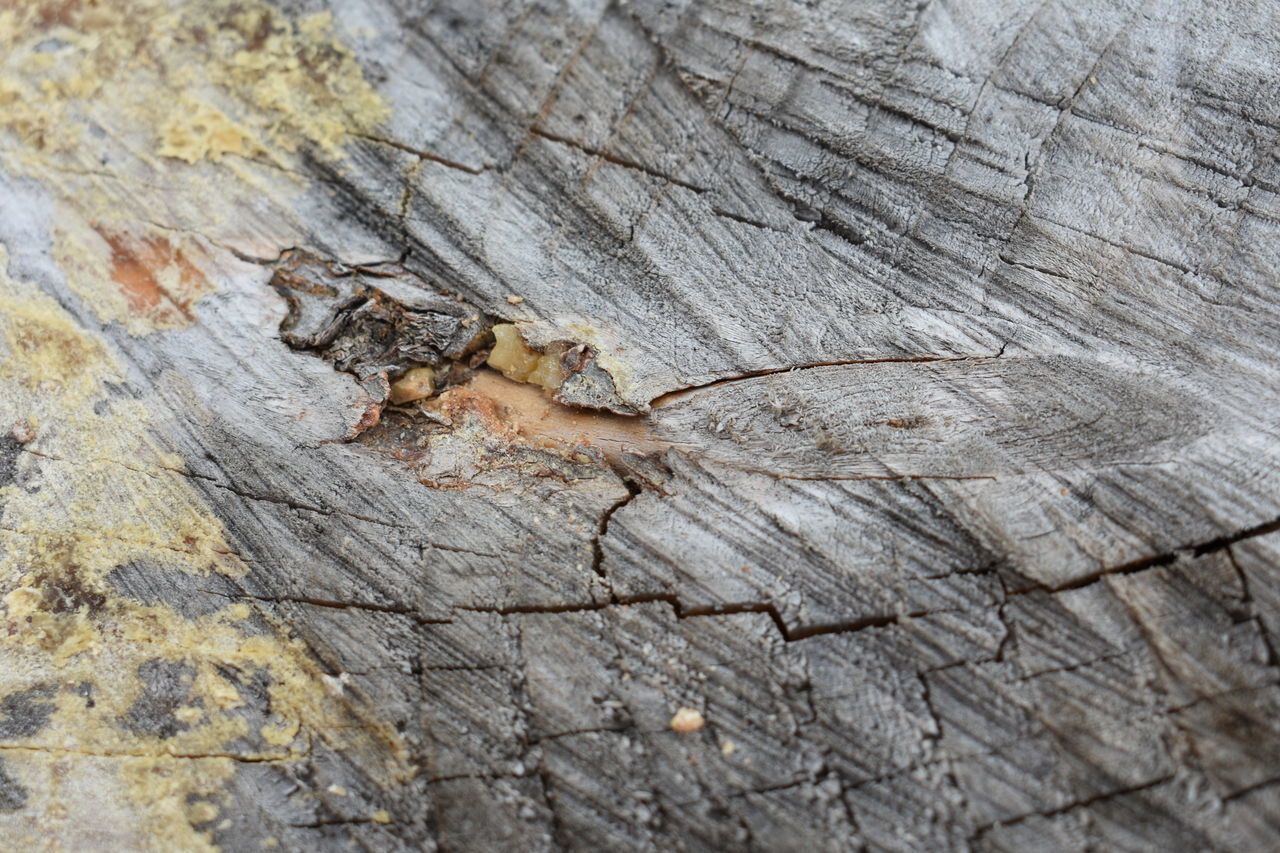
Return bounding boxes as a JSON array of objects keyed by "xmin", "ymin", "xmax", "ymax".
[{"xmin": 0, "ymin": 0, "xmax": 1278, "ymax": 849}]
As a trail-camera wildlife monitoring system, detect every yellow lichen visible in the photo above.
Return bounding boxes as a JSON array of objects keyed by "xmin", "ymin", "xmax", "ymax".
[
  {"xmin": 0, "ymin": 291, "xmax": 109, "ymax": 397},
  {"xmin": 0, "ymin": 254, "xmax": 408, "ymax": 849},
  {"xmin": 0, "ymin": 1, "xmax": 408, "ymax": 839},
  {"xmin": 3, "ymin": 586, "xmax": 42, "ymax": 620},
  {"xmin": 260, "ymin": 719, "xmax": 300, "ymax": 748},
  {"xmin": 157, "ymin": 99, "xmax": 257, "ymax": 165},
  {"xmin": 186, "ymin": 801, "xmax": 220, "ymax": 826},
  {"xmin": 120, "ymin": 758, "xmax": 236, "ymax": 853},
  {"xmin": 0, "ymin": 0, "xmax": 387, "ymax": 166},
  {"xmin": 0, "ymin": 0, "xmax": 391, "ymax": 334},
  {"xmin": 175, "ymin": 706, "xmax": 205, "ymax": 725}
]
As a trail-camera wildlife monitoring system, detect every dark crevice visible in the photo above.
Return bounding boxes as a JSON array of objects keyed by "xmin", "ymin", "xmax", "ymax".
[
  {"xmin": 1222, "ymin": 773, "xmax": 1280, "ymax": 803},
  {"xmin": 536, "ymin": 766, "xmax": 569, "ymax": 849},
  {"xmin": 774, "ymin": 603, "xmax": 968, "ymax": 643},
  {"xmin": 1014, "ymin": 649, "xmax": 1130, "ymax": 682},
  {"xmin": 527, "ymin": 723, "xmax": 635, "ymax": 745},
  {"xmin": 457, "ymin": 591, "xmax": 942, "ymax": 644},
  {"xmin": 424, "ymin": 542, "xmax": 503, "ymax": 559},
  {"xmin": 997, "ymin": 253, "xmax": 1076, "ymax": 282},
  {"xmin": 357, "ymin": 133, "xmax": 488, "ymax": 175},
  {"xmin": 811, "ymin": 215, "xmax": 872, "ymax": 250},
  {"xmin": 724, "ymin": 778, "xmax": 811, "ymax": 800},
  {"xmin": 1226, "ymin": 546, "xmax": 1278, "ymax": 667},
  {"xmin": 778, "ymin": 610, "xmax": 901, "ymax": 642},
  {"xmin": 217, "ymin": 591, "xmax": 450, "ymax": 626},
  {"xmin": 23, "ymin": 447, "xmax": 220, "ymax": 485},
  {"xmin": 711, "ymin": 208, "xmax": 780, "ymax": 231},
  {"xmin": 452, "ymin": 600, "xmax": 612, "ymax": 617},
  {"xmin": 993, "ymin": 574, "xmax": 1014, "ymax": 663},
  {"xmin": 649, "ymin": 351, "xmax": 1002, "ymax": 407},
  {"xmin": 590, "ymin": 480, "xmax": 642, "ymax": 579},
  {"xmin": 917, "ymin": 671, "xmax": 942, "ymax": 742},
  {"xmin": 530, "ymin": 127, "xmax": 709, "ymax": 194},
  {"xmin": 1015, "ymin": 513, "xmax": 1280, "ymax": 595},
  {"xmin": 967, "ymin": 773, "xmax": 1176, "ymax": 840}
]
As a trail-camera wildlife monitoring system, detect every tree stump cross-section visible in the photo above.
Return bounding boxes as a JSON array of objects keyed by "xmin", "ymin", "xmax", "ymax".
[{"xmin": 0, "ymin": 0, "xmax": 1278, "ymax": 850}]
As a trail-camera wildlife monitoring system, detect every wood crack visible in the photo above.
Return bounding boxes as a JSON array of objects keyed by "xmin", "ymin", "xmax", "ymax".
[
  {"xmin": 227, "ymin": 592, "xmax": 451, "ymax": 625},
  {"xmin": 530, "ymin": 127, "xmax": 709, "ymax": 194},
  {"xmin": 1017, "ymin": 513, "xmax": 1280, "ymax": 595},
  {"xmin": 455, "ymin": 592, "xmax": 960, "ymax": 645},
  {"xmin": 649, "ymin": 351, "xmax": 1005, "ymax": 407},
  {"xmin": 590, "ymin": 480, "xmax": 641, "ymax": 579},
  {"xmin": 357, "ymin": 132, "xmax": 488, "ymax": 175},
  {"xmin": 966, "ymin": 773, "xmax": 1176, "ymax": 842}
]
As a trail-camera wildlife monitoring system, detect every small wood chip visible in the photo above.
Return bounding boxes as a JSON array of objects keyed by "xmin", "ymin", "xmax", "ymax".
[
  {"xmin": 11, "ymin": 419, "xmax": 35, "ymax": 443},
  {"xmin": 506, "ymin": 295, "xmax": 524, "ymax": 304},
  {"xmin": 670, "ymin": 707, "xmax": 704, "ymax": 733}
]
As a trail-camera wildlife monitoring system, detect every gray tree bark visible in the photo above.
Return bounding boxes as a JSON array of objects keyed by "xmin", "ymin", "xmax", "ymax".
[{"xmin": 0, "ymin": 0, "xmax": 1278, "ymax": 850}]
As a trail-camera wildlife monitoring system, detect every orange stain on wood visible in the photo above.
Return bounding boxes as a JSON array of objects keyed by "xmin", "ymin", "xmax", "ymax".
[
  {"xmin": 436, "ymin": 371, "xmax": 666, "ymax": 462},
  {"xmin": 95, "ymin": 228, "xmax": 208, "ymax": 327}
]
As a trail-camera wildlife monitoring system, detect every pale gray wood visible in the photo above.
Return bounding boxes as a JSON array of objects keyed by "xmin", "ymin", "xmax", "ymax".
[{"xmin": 1, "ymin": 0, "xmax": 1279, "ymax": 850}]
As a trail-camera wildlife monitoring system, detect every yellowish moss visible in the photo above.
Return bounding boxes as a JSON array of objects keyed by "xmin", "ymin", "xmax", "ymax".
[
  {"xmin": 119, "ymin": 758, "xmax": 236, "ymax": 853},
  {"xmin": 0, "ymin": 0, "xmax": 387, "ymax": 165},
  {"xmin": 0, "ymin": 0, "xmax": 390, "ymax": 335},
  {"xmin": 0, "ymin": 255, "xmax": 408, "ymax": 849},
  {"xmin": 260, "ymin": 719, "xmax": 300, "ymax": 748},
  {"xmin": 0, "ymin": 290, "xmax": 110, "ymax": 398},
  {"xmin": 186, "ymin": 801, "xmax": 221, "ymax": 827},
  {"xmin": 158, "ymin": 99, "xmax": 257, "ymax": 165},
  {"xmin": 0, "ymin": 0, "xmax": 407, "ymax": 836}
]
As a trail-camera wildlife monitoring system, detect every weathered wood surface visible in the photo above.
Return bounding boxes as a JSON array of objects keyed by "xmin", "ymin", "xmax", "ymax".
[{"xmin": 1, "ymin": 0, "xmax": 1278, "ymax": 849}]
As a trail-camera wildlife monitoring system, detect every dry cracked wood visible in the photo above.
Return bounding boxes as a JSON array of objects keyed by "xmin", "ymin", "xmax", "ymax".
[{"xmin": 0, "ymin": 0, "xmax": 1278, "ymax": 850}]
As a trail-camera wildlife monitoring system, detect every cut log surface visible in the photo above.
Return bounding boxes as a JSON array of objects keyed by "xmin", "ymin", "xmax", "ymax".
[{"xmin": 0, "ymin": 0, "xmax": 1278, "ymax": 849}]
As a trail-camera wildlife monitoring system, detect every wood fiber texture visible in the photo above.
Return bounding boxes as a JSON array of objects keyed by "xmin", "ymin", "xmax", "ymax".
[{"xmin": 0, "ymin": 0, "xmax": 1278, "ymax": 850}]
